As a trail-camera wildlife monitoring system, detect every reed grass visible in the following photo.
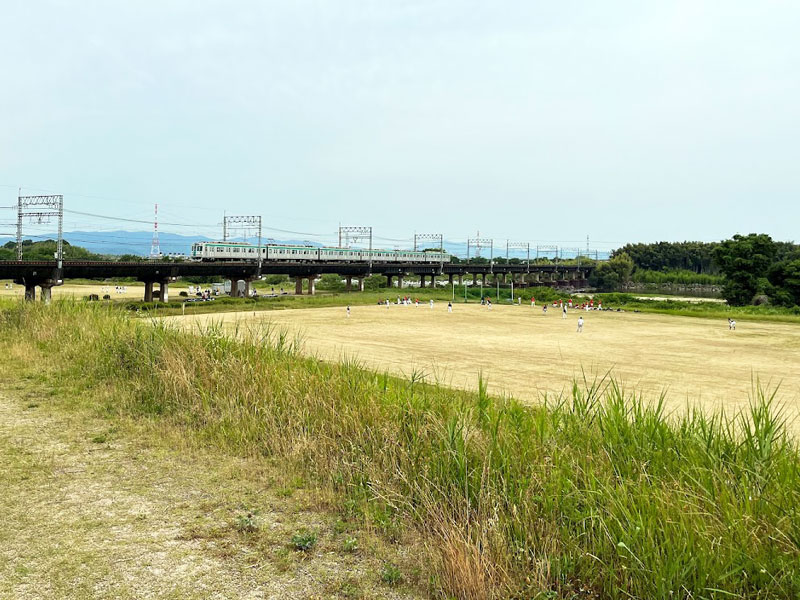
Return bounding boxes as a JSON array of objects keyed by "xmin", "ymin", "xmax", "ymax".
[{"xmin": 2, "ymin": 299, "xmax": 798, "ymax": 599}]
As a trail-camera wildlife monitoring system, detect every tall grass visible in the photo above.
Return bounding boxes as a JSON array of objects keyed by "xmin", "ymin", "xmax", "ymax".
[
  {"xmin": 2, "ymin": 300, "xmax": 799, "ymax": 599},
  {"xmin": 631, "ymin": 268, "xmax": 724, "ymax": 286}
]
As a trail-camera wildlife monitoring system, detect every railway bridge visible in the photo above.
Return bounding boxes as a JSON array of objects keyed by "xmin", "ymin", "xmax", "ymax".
[{"xmin": 0, "ymin": 260, "xmax": 594, "ymax": 302}]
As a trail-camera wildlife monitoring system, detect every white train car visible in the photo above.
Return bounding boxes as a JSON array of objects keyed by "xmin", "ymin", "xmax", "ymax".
[{"xmin": 190, "ymin": 241, "xmax": 450, "ymax": 264}]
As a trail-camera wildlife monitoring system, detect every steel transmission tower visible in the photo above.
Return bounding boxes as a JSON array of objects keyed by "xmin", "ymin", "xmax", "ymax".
[{"xmin": 149, "ymin": 203, "xmax": 161, "ymax": 259}]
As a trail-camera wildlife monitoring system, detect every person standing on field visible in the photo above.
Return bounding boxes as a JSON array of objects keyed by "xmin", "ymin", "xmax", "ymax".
[
  {"xmin": 531, "ymin": 296, "xmax": 535, "ymax": 308},
  {"xmin": 728, "ymin": 318, "xmax": 736, "ymax": 330},
  {"xmin": 562, "ymin": 303, "xmax": 568, "ymax": 319},
  {"xmin": 429, "ymin": 298, "xmax": 434, "ymax": 309},
  {"xmin": 577, "ymin": 316, "xmax": 584, "ymax": 333},
  {"xmin": 346, "ymin": 305, "xmax": 351, "ymax": 318},
  {"xmin": 447, "ymin": 301, "xmax": 452, "ymax": 313}
]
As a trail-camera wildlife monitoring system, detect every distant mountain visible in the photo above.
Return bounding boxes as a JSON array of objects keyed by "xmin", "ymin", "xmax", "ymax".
[
  {"xmin": 0, "ymin": 231, "xmax": 609, "ymax": 260},
  {"xmin": 0, "ymin": 231, "xmax": 323, "ymax": 257}
]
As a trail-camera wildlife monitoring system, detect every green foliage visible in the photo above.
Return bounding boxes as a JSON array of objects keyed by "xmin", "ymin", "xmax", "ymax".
[
  {"xmin": 768, "ymin": 258, "xmax": 800, "ymax": 307},
  {"xmin": 589, "ymin": 252, "xmax": 634, "ymax": 291},
  {"xmin": 631, "ymin": 268, "xmax": 724, "ymax": 286},
  {"xmin": 714, "ymin": 234, "xmax": 777, "ymax": 305},
  {"xmin": 380, "ymin": 563, "xmax": 403, "ymax": 586},
  {"xmin": 262, "ymin": 274, "xmax": 289, "ymax": 285},
  {"xmin": 291, "ymin": 529, "xmax": 317, "ymax": 551},
  {"xmin": 4, "ymin": 239, "xmax": 105, "ymax": 261},
  {"xmin": 317, "ymin": 274, "xmax": 346, "ymax": 292},
  {"xmin": 363, "ymin": 274, "xmax": 387, "ymax": 290},
  {"xmin": 341, "ymin": 537, "xmax": 359, "ymax": 553},
  {"xmin": 614, "ymin": 241, "xmax": 720, "ymax": 274}
]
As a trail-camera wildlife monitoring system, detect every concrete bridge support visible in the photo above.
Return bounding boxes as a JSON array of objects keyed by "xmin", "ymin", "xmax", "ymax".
[
  {"xmin": 472, "ymin": 273, "xmax": 478, "ymax": 285},
  {"xmin": 40, "ymin": 286, "xmax": 52, "ymax": 304},
  {"xmin": 481, "ymin": 273, "xmax": 487, "ymax": 286},
  {"xmin": 386, "ymin": 275, "xmax": 393, "ymax": 288},
  {"xmin": 356, "ymin": 277, "xmax": 365, "ymax": 292},
  {"xmin": 447, "ymin": 273, "xmax": 454, "ymax": 286},
  {"xmin": 295, "ymin": 276, "xmax": 303, "ymax": 295},
  {"xmin": 345, "ymin": 275, "xmax": 352, "ymax": 292},
  {"xmin": 397, "ymin": 274, "xmax": 404, "ymax": 288},
  {"xmin": 144, "ymin": 281, "xmax": 154, "ymax": 302},
  {"xmin": 457, "ymin": 274, "xmax": 463, "ymax": 286},
  {"xmin": 419, "ymin": 275, "xmax": 426, "ymax": 288},
  {"xmin": 160, "ymin": 280, "xmax": 171, "ymax": 303},
  {"xmin": 24, "ymin": 284, "xmax": 36, "ymax": 302},
  {"xmin": 307, "ymin": 276, "xmax": 316, "ymax": 295}
]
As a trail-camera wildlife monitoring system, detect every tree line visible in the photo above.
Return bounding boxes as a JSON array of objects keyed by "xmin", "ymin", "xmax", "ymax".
[{"xmin": 592, "ymin": 236, "xmax": 800, "ymax": 306}]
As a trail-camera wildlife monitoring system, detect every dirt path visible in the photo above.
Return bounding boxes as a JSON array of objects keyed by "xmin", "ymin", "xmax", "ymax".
[{"xmin": 0, "ymin": 383, "xmax": 426, "ymax": 599}]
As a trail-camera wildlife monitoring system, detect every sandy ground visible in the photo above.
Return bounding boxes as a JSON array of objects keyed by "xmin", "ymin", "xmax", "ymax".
[
  {"xmin": 0, "ymin": 281, "xmax": 148, "ymax": 300},
  {"xmin": 168, "ymin": 303, "xmax": 800, "ymax": 420}
]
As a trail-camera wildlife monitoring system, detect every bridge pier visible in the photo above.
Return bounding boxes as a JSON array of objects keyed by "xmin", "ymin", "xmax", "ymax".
[
  {"xmin": 144, "ymin": 281, "xmax": 154, "ymax": 302},
  {"xmin": 356, "ymin": 277, "xmax": 365, "ymax": 292},
  {"xmin": 40, "ymin": 285, "xmax": 52, "ymax": 304},
  {"xmin": 295, "ymin": 276, "xmax": 303, "ymax": 295},
  {"xmin": 447, "ymin": 273, "xmax": 454, "ymax": 286},
  {"xmin": 472, "ymin": 273, "xmax": 477, "ymax": 285},
  {"xmin": 160, "ymin": 280, "xmax": 170, "ymax": 303},
  {"xmin": 307, "ymin": 276, "xmax": 316, "ymax": 295},
  {"xmin": 386, "ymin": 275, "xmax": 393, "ymax": 288},
  {"xmin": 345, "ymin": 275, "xmax": 352, "ymax": 292},
  {"xmin": 457, "ymin": 274, "xmax": 463, "ymax": 286},
  {"xmin": 24, "ymin": 284, "xmax": 36, "ymax": 302},
  {"xmin": 481, "ymin": 273, "xmax": 487, "ymax": 286},
  {"xmin": 397, "ymin": 274, "xmax": 404, "ymax": 288}
]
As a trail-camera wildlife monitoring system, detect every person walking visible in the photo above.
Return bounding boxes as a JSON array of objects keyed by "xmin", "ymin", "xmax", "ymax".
[
  {"xmin": 447, "ymin": 301, "xmax": 453, "ymax": 313},
  {"xmin": 346, "ymin": 305, "xmax": 351, "ymax": 318},
  {"xmin": 562, "ymin": 304, "xmax": 568, "ymax": 319},
  {"xmin": 577, "ymin": 316, "xmax": 584, "ymax": 333}
]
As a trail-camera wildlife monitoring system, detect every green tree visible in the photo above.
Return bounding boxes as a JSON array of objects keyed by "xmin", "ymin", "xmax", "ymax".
[
  {"xmin": 588, "ymin": 252, "xmax": 634, "ymax": 292},
  {"xmin": 767, "ymin": 257, "xmax": 800, "ymax": 307},
  {"xmin": 317, "ymin": 274, "xmax": 345, "ymax": 291},
  {"xmin": 713, "ymin": 234, "xmax": 776, "ymax": 305}
]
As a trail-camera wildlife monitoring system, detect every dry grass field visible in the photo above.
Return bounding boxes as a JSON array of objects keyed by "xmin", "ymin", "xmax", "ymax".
[
  {"xmin": 170, "ymin": 303, "xmax": 800, "ymax": 420},
  {"xmin": 0, "ymin": 281, "xmax": 147, "ymax": 300}
]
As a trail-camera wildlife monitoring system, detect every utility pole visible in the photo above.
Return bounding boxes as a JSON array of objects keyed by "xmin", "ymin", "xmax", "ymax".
[
  {"xmin": 17, "ymin": 192, "xmax": 64, "ymax": 266},
  {"xmin": 414, "ymin": 233, "xmax": 444, "ymax": 272},
  {"xmin": 223, "ymin": 215, "xmax": 263, "ymax": 270},
  {"xmin": 339, "ymin": 226, "xmax": 373, "ymax": 268},
  {"xmin": 468, "ymin": 236, "xmax": 493, "ymax": 271}
]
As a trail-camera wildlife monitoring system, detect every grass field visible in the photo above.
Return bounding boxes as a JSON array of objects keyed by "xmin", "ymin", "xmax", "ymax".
[
  {"xmin": 169, "ymin": 303, "xmax": 800, "ymax": 422},
  {"xmin": 3, "ymin": 301, "xmax": 800, "ymax": 598}
]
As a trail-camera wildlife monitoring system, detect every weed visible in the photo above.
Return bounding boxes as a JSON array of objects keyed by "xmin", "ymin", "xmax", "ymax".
[
  {"xmin": 291, "ymin": 529, "xmax": 317, "ymax": 552},
  {"xmin": 341, "ymin": 537, "xmax": 359, "ymax": 553},
  {"xmin": 380, "ymin": 563, "xmax": 403, "ymax": 586},
  {"xmin": 234, "ymin": 512, "xmax": 259, "ymax": 533}
]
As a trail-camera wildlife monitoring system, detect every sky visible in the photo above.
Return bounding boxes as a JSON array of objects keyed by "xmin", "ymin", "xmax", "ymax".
[{"xmin": 1, "ymin": 1, "xmax": 798, "ymax": 255}]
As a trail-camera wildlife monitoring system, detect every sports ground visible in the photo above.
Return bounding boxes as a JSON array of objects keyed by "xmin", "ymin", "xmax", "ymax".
[{"xmin": 170, "ymin": 303, "xmax": 800, "ymax": 421}]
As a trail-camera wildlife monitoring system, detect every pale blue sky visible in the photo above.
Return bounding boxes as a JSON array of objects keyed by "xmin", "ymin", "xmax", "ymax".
[{"xmin": 1, "ymin": 1, "xmax": 798, "ymax": 253}]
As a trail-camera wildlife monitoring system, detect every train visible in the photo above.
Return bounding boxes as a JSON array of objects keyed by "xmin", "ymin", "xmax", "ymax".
[{"xmin": 190, "ymin": 241, "xmax": 451, "ymax": 264}]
